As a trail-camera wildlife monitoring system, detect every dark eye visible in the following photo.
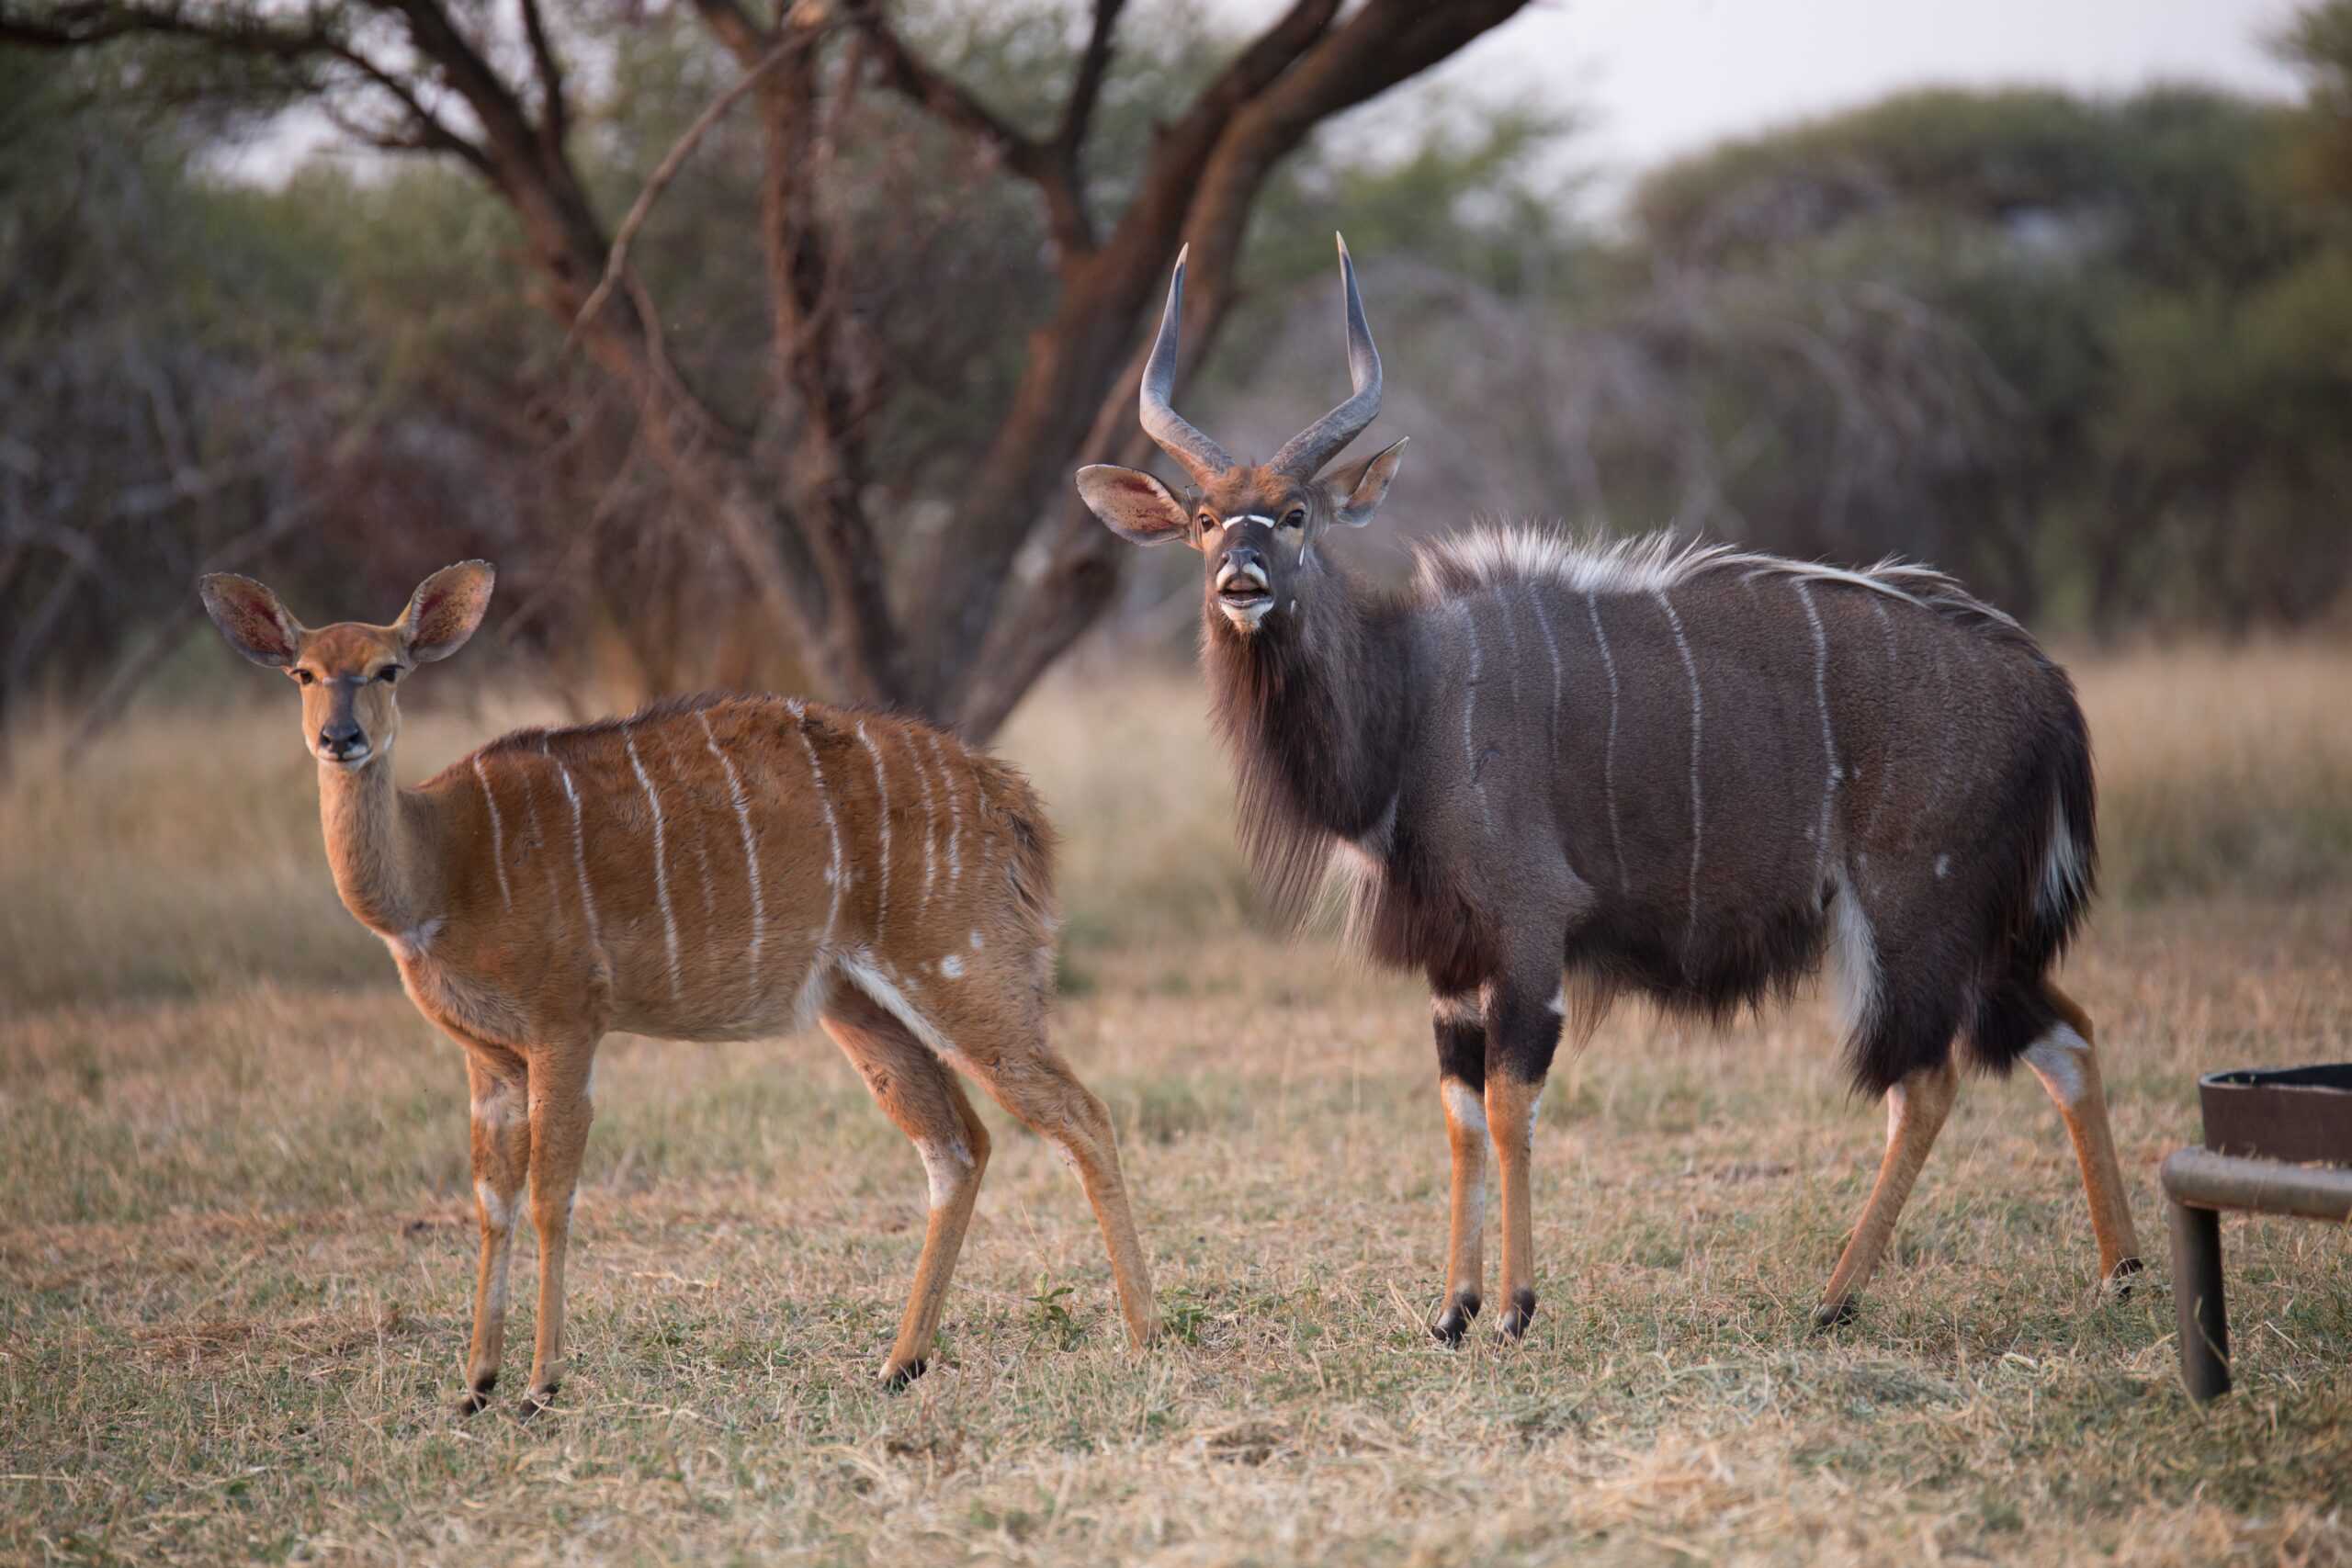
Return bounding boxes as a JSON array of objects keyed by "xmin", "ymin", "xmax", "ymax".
[
  {"xmin": 1283, "ymin": 508, "xmax": 1306, "ymax": 529},
  {"xmin": 377, "ymin": 667, "xmax": 400, "ymax": 684},
  {"xmin": 292, "ymin": 669, "xmax": 315, "ymax": 685},
  {"xmin": 1197, "ymin": 513, "xmax": 1218, "ymax": 533}
]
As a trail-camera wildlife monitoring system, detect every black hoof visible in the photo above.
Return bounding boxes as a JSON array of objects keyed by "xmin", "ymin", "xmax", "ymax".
[
  {"xmin": 881, "ymin": 1358, "xmax": 928, "ymax": 1392},
  {"xmin": 1494, "ymin": 1288, "xmax": 1536, "ymax": 1341},
  {"xmin": 1431, "ymin": 1293, "xmax": 1481, "ymax": 1346},
  {"xmin": 2107, "ymin": 1257, "xmax": 2146, "ymax": 1299},
  {"xmin": 458, "ymin": 1373, "xmax": 496, "ymax": 1416},
  {"xmin": 1812, "ymin": 1296, "xmax": 1858, "ymax": 1331},
  {"xmin": 517, "ymin": 1383, "xmax": 559, "ymax": 1421}
]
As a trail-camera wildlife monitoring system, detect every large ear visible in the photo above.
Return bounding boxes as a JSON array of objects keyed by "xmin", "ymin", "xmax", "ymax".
[
  {"xmin": 1322, "ymin": 436, "xmax": 1408, "ymax": 528},
  {"xmin": 198, "ymin": 573, "xmax": 305, "ymax": 667},
  {"xmin": 395, "ymin": 560, "xmax": 496, "ymax": 663},
  {"xmin": 1075, "ymin": 465, "xmax": 1192, "ymax": 547}
]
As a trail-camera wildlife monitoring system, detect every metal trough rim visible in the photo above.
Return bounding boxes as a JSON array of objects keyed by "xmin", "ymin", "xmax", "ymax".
[{"xmin": 2161, "ymin": 1147, "xmax": 2352, "ymax": 1223}]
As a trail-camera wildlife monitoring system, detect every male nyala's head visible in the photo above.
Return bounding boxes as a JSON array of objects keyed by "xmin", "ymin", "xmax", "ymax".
[
  {"xmin": 198, "ymin": 562, "xmax": 496, "ymax": 769},
  {"xmin": 1075, "ymin": 237, "xmax": 1407, "ymax": 635}
]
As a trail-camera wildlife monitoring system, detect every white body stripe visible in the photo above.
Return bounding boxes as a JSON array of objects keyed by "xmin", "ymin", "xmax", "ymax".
[
  {"xmin": 1585, "ymin": 590, "xmax": 1629, "ymax": 893},
  {"xmin": 1858, "ymin": 595, "xmax": 1901, "ymax": 849},
  {"xmin": 471, "ymin": 757, "xmax": 513, "ymax": 913},
  {"xmin": 1828, "ymin": 863, "xmax": 1880, "ymax": 1039},
  {"xmin": 908, "ymin": 731, "xmax": 940, "ymax": 910},
  {"xmin": 548, "ymin": 751, "xmax": 602, "ymax": 950},
  {"xmin": 625, "ymin": 730, "xmax": 683, "ymax": 1000},
  {"xmin": 1793, "ymin": 580, "xmax": 1841, "ymax": 890},
  {"xmin": 1461, "ymin": 607, "xmax": 1490, "ymax": 831},
  {"xmin": 857, "ymin": 724, "xmax": 893, "ymax": 936},
  {"xmin": 1528, "ymin": 583, "xmax": 1564, "ymax": 764},
  {"xmin": 1654, "ymin": 588, "xmax": 1704, "ymax": 954},
  {"xmin": 698, "ymin": 710, "xmax": 767, "ymax": 997},
  {"xmin": 926, "ymin": 731, "xmax": 964, "ymax": 886},
  {"xmin": 791, "ymin": 708, "xmax": 845, "ymax": 946}
]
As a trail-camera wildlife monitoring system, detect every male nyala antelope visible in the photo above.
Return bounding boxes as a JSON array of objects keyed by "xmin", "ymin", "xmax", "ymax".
[
  {"xmin": 198, "ymin": 565, "xmax": 1155, "ymax": 1410},
  {"xmin": 1077, "ymin": 239, "xmax": 2140, "ymax": 1342}
]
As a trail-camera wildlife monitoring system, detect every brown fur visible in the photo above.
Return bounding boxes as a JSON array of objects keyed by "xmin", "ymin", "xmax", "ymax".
[{"xmin": 198, "ymin": 566, "xmax": 1157, "ymax": 1410}]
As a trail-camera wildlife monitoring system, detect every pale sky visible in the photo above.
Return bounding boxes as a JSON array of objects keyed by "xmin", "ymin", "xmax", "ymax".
[{"xmin": 1389, "ymin": 0, "xmax": 2309, "ymax": 200}]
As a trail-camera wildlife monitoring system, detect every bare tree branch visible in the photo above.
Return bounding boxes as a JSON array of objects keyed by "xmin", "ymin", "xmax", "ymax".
[{"xmin": 570, "ymin": 39, "xmax": 796, "ymax": 348}]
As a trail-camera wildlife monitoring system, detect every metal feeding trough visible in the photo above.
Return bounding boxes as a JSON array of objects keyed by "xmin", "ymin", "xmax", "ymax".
[{"xmin": 2162, "ymin": 1066, "xmax": 2352, "ymax": 1401}]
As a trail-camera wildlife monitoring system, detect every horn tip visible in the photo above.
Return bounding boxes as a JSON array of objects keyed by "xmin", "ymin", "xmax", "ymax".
[
  {"xmin": 1174, "ymin": 242, "xmax": 1190, "ymax": 270},
  {"xmin": 1335, "ymin": 231, "xmax": 1351, "ymax": 262}
]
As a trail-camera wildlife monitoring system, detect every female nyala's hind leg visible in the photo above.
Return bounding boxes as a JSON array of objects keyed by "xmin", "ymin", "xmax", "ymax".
[
  {"xmin": 821, "ymin": 988, "xmax": 993, "ymax": 1389},
  {"xmin": 1815, "ymin": 1056, "xmax": 1959, "ymax": 1327},
  {"xmin": 1484, "ymin": 974, "xmax": 1566, "ymax": 1341},
  {"xmin": 2020, "ymin": 983, "xmax": 2143, "ymax": 1290},
  {"xmin": 1430, "ymin": 991, "xmax": 1488, "ymax": 1344}
]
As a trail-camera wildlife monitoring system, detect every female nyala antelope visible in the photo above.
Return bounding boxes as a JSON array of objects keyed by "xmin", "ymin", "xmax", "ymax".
[
  {"xmin": 198, "ymin": 565, "xmax": 1156, "ymax": 1410},
  {"xmin": 1077, "ymin": 239, "xmax": 2140, "ymax": 1342}
]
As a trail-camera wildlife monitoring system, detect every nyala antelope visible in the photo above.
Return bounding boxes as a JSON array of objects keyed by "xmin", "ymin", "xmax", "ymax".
[
  {"xmin": 198, "ymin": 565, "xmax": 1156, "ymax": 1410},
  {"xmin": 1076, "ymin": 239, "xmax": 2140, "ymax": 1342}
]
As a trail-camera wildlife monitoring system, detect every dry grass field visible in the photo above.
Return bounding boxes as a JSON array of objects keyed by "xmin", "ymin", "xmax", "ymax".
[{"xmin": 3, "ymin": 643, "xmax": 2349, "ymax": 1565}]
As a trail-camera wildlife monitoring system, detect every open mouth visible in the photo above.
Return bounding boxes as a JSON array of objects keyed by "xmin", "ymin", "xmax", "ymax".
[{"xmin": 1216, "ymin": 562, "xmax": 1272, "ymax": 618}]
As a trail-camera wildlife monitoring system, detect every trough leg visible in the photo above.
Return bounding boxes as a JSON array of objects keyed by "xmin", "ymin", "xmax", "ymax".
[{"xmin": 2168, "ymin": 1199, "xmax": 2230, "ymax": 1402}]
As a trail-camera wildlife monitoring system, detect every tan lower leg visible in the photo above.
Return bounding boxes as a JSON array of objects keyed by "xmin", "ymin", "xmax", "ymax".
[
  {"xmin": 1485, "ymin": 1075, "xmax": 1544, "ymax": 1337},
  {"xmin": 2025, "ymin": 989, "xmax": 2142, "ymax": 1284},
  {"xmin": 1058, "ymin": 1087, "xmax": 1159, "ymax": 1350},
  {"xmin": 1817, "ymin": 1057, "xmax": 1959, "ymax": 1324},
  {"xmin": 463, "ymin": 1054, "xmax": 528, "ymax": 1409},
  {"xmin": 884, "ymin": 1081, "xmax": 991, "ymax": 1382},
  {"xmin": 1436, "ymin": 1078, "xmax": 1488, "ymax": 1338},
  {"xmin": 524, "ymin": 1056, "xmax": 594, "ymax": 1406}
]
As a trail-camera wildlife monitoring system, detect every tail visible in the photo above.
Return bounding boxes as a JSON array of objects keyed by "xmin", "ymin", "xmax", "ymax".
[{"xmin": 1962, "ymin": 666, "xmax": 2097, "ymax": 1075}]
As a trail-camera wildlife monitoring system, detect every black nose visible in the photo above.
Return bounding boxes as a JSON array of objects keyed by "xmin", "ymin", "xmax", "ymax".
[
  {"xmin": 1225, "ymin": 544, "xmax": 1266, "ymax": 575},
  {"xmin": 320, "ymin": 721, "xmax": 364, "ymax": 753}
]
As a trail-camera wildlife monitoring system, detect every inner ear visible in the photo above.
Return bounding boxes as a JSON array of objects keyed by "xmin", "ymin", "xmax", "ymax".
[
  {"xmin": 1323, "ymin": 436, "xmax": 1408, "ymax": 528},
  {"xmin": 198, "ymin": 573, "xmax": 304, "ymax": 668},
  {"xmin": 1075, "ymin": 465, "xmax": 1193, "ymax": 548},
  {"xmin": 398, "ymin": 560, "xmax": 496, "ymax": 664}
]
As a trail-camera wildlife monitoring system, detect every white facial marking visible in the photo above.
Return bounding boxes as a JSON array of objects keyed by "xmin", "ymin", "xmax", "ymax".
[
  {"xmin": 1584, "ymin": 590, "xmax": 1630, "ymax": 894},
  {"xmin": 1655, "ymin": 587, "xmax": 1705, "ymax": 955},
  {"xmin": 856, "ymin": 724, "xmax": 893, "ymax": 937},
  {"xmin": 625, "ymin": 729, "xmax": 683, "ymax": 1001},
  {"xmin": 2024, "ymin": 1023, "xmax": 2093, "ymax": 1107},
  {"xmin": 1221, "ymin": 513, "xmax": 1274, "ymax": 531},
  {"xmin": 699, "ymin": 710, "xmax": 768, "ymax": 1002},
  {"xmin": 916, "ymin": 1136, "xmax": 975, "ymax": 1210},
  {"xmin": 472, "ymin": 757, "xmax": 513, "ymax": 913}
]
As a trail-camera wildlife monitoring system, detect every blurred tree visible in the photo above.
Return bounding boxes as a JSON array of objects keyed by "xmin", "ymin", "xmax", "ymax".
[{"xmin": 1, "ymin": 0, "xmax": 1532, "ymax": 736}]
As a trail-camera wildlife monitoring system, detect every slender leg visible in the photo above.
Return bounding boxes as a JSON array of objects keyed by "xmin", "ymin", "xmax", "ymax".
[
  {"xmin": 521, "ymin": 1044, "xmax": 597, "ymax": 1415},
  {"xmin": 2169, "ymin": 1200, "xmax": 2230, "ymax": 1401},
  {"xmin": 1484, "ymin": 976, "xmax": 1566, "ymax": 1341},
  {"xmin": 822, "ymin": 992, "xmax": 994, "ymax": 1389},
  {"xmin": 2023, "ymin": 984, "xmax": 2144, "ymax": 1290},
  {"xmin": 1431, "ymin": 991, "xmax": 1488, "ymax": 1344},
  {"xmin": 461, "ymin": 1048, "xmax": 531, "ymax": 1414},
  {"xmin": 1815, "ymin": 1056, "xmax": 1960, "ymax": 1326}
]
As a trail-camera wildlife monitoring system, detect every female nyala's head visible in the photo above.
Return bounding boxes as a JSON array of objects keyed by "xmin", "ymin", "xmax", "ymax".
[
  {"xmin": 1076, "ymin": 238, "xmax": 1406, "ymax": 637},
  {"xmin": 198, "ymin": 562, "xmax": 495, "ymax": 768}
]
